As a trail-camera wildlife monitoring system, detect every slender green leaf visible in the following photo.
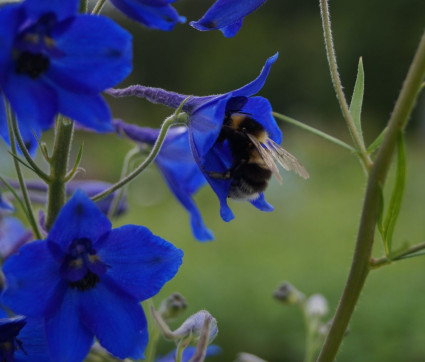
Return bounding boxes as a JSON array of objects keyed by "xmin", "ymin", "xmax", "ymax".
[
  {"xmin": 397, "ymin": 250, "xmax": 425, "ymax": 261},
  {"xmin": 367, "ymin": 127, "xmax": 387, "ymax": 154},
  {"xmin": 376, "ymin": 183, "xmax": 385, "ymax": 240},
  {"xmin": 65, "ymin": 143, "xmax": 84, "ymax": 182},
  {"xmin": 0, "ymin": 176, "xmax": 31, "ymax": 225},
  {"xmin": 7, "ymin": 151, "xmax": 37, "ymax": 173},
  {"xmin": 349, "ymin": 57, "xmax": 365, "ymax": 142},
  {"xmin": 383, "ymin": 132, "xmax": 406, "ymax": 255}
]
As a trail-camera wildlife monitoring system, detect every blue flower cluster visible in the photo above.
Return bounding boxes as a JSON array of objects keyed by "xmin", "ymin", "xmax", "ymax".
[{"xmin": 0, "ymin": 0, "xmax": 289, "ymax": 360}]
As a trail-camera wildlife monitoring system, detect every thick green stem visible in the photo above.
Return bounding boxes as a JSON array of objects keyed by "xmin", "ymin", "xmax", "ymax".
[
  {"xmin": 317, "ymin": 30, "xmax": 425, "ymax": 362},
  {"xmin": 5, "ymin": 103, "xmax": 42, "ymax": 239},
  {"xmin": 45, "ymin": 117, "xmax": 74, "ymax": 231},
  {"xmin": 319, "ymin": 0, "xmax": 372, "ymax": 170},
  {"xmin": 91, "ymin": 112, "xmax": 188, "ymax": 202}
]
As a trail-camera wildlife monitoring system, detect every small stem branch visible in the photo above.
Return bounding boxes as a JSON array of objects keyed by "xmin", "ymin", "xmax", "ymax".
[
  {"xmin": 5, "ymin": 103, "xmax": 42, "ymax": 240},
  {"xmin": 273, "ymin": 112, "xmax": 356, "ymax": 153},
  {"xmin": 370, "ymin": 241, "xmax": 425, "ymax": 269},
  {"xmin": 107, "ymin": 147, "xmax": 140, "ymax": 219},
  {"xmin": 10, "ymin": 115, "xmax": 50, "ymax": 182},
  {"xmin": 319, "ymin": 0, "xmax": 372, "ymax": 170},
  {"xmin": 91, "ymin": 112, "xmax": 188, "ymax": 202},
  {"xmin": 91, "ymin": 0, "xmax": 107, "ymax": 14},
  {"xmin": 45, "ymin": 117, "xmax": 74, "ymax": 230},
  {"xmin": 317, "ymin": 29, "xmax": 425, "ymax": 362}
]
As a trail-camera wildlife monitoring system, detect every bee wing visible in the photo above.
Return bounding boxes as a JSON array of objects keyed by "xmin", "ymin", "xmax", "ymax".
[
  {"xmin": 247, "ymin": 134, "xmax": 283, "ymax": 184},
  {"xmin": 265, "ymin": 138, "xmax": 310, "ymax": 179}
]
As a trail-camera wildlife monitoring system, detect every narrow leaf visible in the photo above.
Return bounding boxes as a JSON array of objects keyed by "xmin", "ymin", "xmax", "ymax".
[
  {"xmin": 349, "ymin": 57, "xmax": 365, "ymax": 141},
  {"xmin": 367, "ymin": 127, "xmax": 387, "ymax": 154},
  {"xmin": 377, "ymin": 183, "xmax": 385, "ymax": 240},
  {"xmin": 7, "ymin": 151, "xmax": 37, "ymax": 173},
  {"xmin": 383, "ymin": 132, "xmax": 406, "ymax": 255}
]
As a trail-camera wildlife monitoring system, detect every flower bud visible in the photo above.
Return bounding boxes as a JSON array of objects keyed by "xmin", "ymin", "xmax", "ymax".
[
  {"xmin": 173, "ymin": 310, "xmax": 218, "ymax": 344},
  {"xmin": 273, "ymin": 281, "xmax": 305, "ymax": 305},
  {"xmin": 158, "ymin": 292, "xmax": 188, "ymax": 322},
  {"xmin": 305, "ymin": 294, "xmax": 328, "ymax": 317}
]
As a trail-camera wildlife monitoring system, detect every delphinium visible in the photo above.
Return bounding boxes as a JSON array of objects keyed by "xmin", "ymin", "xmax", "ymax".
[{"xmin": 0, "ymin": 0, "xmax": 424, "ymax": 361}]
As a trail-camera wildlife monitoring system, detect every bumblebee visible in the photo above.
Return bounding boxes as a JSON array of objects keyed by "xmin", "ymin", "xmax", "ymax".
[{"xmin": 208, "ymin": 112, "xmax": 309, "ymax": 200}]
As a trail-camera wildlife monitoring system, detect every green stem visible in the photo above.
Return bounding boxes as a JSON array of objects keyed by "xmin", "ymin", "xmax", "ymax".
[
  {"xmin": 79, "ymin": 0, "xmax": 88, "ymax": 13},
  {"xmin": 317, "ymin": 29, "xmax": 425, "ymax": 362},
  {"xmin": 107, "ymin": 147, "xmax": 140, "ymax": 219},
  {"xmin": 45, "ymin": 116, "xmax": 74, "ymax": 231},
  {"xmin": 273, "ymin": 112, "xmax": 356, "ymax": 153},
  {"xmin": 91, "ymin": 112, "xmax": 188, "ymax": 202},
  {"xmin": 319, "ymin": 0, "xmax": 372, "ymax": 170},
  {"xmin": 5, "ymin": 103, "xmax": 42, "ymax": 239},
  {"xmin": 91, "ymin": 0, "xmax": 107, "ymax": 14}
]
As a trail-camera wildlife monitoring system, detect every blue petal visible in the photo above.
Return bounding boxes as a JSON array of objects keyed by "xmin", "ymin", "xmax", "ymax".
[
  {"xmin": 189, "ymin": 135, "xmax": 235, "ymax": 222},
  {"xmin": 2, "ymin": 241, "xmax": 61, "ymax": 318},
  {"xmin": 0, "ymin": 4, "xmax": 22, "ymax": 84},
  {"xmin": 0, "ymin": 217, "xmax": 33, "ymax": 260},
  {"xmin": 96, "ymin": 225, "xmax": 183, "ymax": 301},
  {"xmin": 156, "ymin": 128, "xmax": 213, "ymax": 241},
  {"xmin": 79, "ymin": 278, "xmax": 147, "ymax": 359},
  {"xmin": 189, "ymin": 94, "xmax": 231, "ymax": 159},
  {"xmin": 3, "ymin": 73, "xmax": 57, "ymax": 134},
  {"xmin": 240, "ymin": 96, "xmax": 282, "ymax": 143},
  {"xmin": 16, "ymin": 318, "xmax": 50, "ymax": 362},
  {"xmin": 157, "ymin": 161, "xmax": 213, "ymax": 242},
  {"xmin": 190, "ymin": 0, "xmax": 266, "ymax": 36},
  {"xmin": 49, "ymin": 15, "xmax": 132, "ymax": 93},
  {"xmin": 113, "ymin": 119, "xmax": 160, "ymax": 144},
  {"xmin": 231, "ymin": 53, "xmax": 279, "ymax": 98},
  {"xmin": 250, "ymin": 193, "xmax": 274, "ymax": 211},
  {"xmin": 110, "ymin": 0, "xmax": 185, "ymax": 31},
  {"xmin": 22, "ymin": 0, "xmax": 79, "ymax": 22},
  {"xmin": 47, "ymin": 190, "xmax": 111, "ymax": 251},
  {"xmin": 220, "ymin": 19, "xmax": 243, "ymax": 38},
  {"xmin": 45, "ymin": 288, "xmax": 93, "ymax": 362},
  {"xmin": 56, "ymin": 89, "xmax": 113, "ymax": 132}
]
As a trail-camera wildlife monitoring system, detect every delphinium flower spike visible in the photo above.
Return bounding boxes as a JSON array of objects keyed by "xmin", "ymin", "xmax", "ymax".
[
  {"xmin": 114, "ymin": 119, "xmax": 214, "ymax": 241},
  {"xmin": 0, "ymin": 0, "xmax": 132, "ymax": 151},
  {"xmin": 190, "ymin": 0, "xmax": 267, "ymax": 37},
  {"xmin": 109, "ymin": 0, "xmax": 186, "ymax": 31},
  {"xmin": 2, "ymin": 190, "xmax": 183, "ymax": 361},
  {"xmin": 108, "ymin": 53, "xmax": 309, "ymax": 222}
]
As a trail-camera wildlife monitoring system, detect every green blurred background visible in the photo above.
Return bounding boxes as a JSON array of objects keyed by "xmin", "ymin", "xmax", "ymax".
[{"xmin": 2, "ymin": 0, "xmax": 425, "ymax": 360}]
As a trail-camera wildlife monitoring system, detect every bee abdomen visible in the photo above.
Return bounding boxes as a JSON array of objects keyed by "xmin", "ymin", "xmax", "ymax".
[{"xmin": 229, "ymin": 163, "xmax": 272, "ymax": 200}]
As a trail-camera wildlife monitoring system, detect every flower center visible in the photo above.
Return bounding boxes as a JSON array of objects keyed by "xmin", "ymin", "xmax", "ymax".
[
  {"xmin": 13, "ymin": 13, "xmax": 61, "ymax": 79},
  {"xmin": 60, "ymin": 238, "xmax": 108, "ymax": 292}
]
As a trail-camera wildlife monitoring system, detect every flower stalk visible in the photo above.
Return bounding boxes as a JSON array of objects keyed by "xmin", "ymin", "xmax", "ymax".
[
  {"xmin": 45, "ymin": 116, "xmax": 74, "ymax": 231},
  {"xmin": 91, "ymin": 100, "xmax": 190, "ymax": 202},
  {"xmin": 317, "ymin": 29, "xmax": 425, "ymax": 362},
  {"xmin": 319, "ymin": 0, "xmax": 372, "ymax": 170}
]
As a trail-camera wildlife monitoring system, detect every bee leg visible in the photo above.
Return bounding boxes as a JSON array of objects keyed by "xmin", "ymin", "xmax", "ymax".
[{"xmin": 207, "ymin": 170, "xmax": 232, "ymax": 180}]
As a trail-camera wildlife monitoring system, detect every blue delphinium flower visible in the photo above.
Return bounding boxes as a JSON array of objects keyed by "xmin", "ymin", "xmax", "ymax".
[
  {"xmin": 0, "ymin": 0, "xmax": 132, "ymax": 151},
  {"xmin": 2, "ymin": 190, "xmax": 183, "ymax": 361},
  {"xmin": 114, "ymin": 120, "xmax": 213, "ymax": 241},
  {"xmin": 0, "ymin": 309, "xmax": 50, "ymax": 362},
  {"xmin": 0, "ymin": 190, "xmax": 13, "ymax": 211},
  {"xmin": 190, "ymin": 0, "xmax": 267, "ymax": 37},
  {"xmin": 107, "ymin": 53, "xmax": 280, "ymax": 221},
  {"xmin": 0, "ymin": 217, "xmax": 33, "ymax": 261},
  {"xmin": 110, "ymin": 0, "xmax": 186, "ymax": 31},
  {"xmin": 156, "ymin": 345, "xmax": 221, "ymax": 362}
]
